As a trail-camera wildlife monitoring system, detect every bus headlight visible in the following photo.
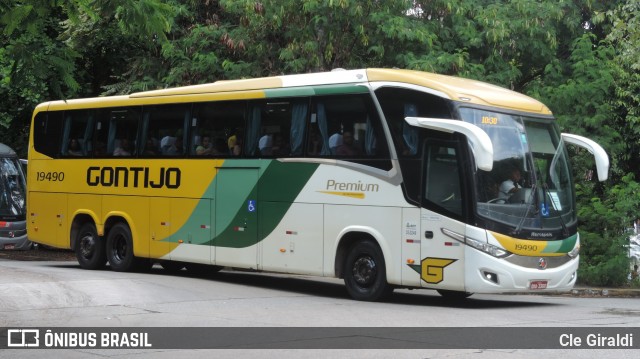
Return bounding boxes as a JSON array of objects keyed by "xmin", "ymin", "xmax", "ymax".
[
  {"xmin": 466, "ymin": 236, "xmax": 511, "ymax": 258},
  {"xmin": 567, "ymin": 244, "xmax": 580, "ymax": 258},
  {"xmin": 441, "ymin": 228, "xmax": 511, "ymax": 258}
]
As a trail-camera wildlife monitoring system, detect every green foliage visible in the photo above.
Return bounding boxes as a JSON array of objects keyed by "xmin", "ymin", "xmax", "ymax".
[{"xmin": 575, "ymin": 174, "xmax": 640, "ymax": 286}]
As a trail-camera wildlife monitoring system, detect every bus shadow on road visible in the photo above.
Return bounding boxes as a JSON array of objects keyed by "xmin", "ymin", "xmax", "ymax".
[
  {"xmin": 48, "ymin": 262, "xmax": 560, "ymax": 309},
  {"xmin": 156, "ymin": 265, "xmax": 560, "ymax": 309}
]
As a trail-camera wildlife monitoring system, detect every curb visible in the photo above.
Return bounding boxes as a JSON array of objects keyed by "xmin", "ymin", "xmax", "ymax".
[{"xmin": 567, "ymin": 287, "xmax": 640, "ymax": 298}]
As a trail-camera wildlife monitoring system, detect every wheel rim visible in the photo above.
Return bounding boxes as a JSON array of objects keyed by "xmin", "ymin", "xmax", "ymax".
[
  {"xmin": 79, "ymin": 233, "xmax": 96, "ymax": 259},
  {"xmin": 352, "ymin": 255, "xmax": 377, "ymax": 287},
  {"xmin": 111, "ymin": 233, "xmax": 128, "ymax": 262}
]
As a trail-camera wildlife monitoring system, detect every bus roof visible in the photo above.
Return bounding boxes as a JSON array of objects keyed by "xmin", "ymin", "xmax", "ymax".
[
  {"xmin": 130, "ymin": 68, "xmax": 551, "ymax": 115},
  {"xmin": 39, "ymin": 68, "xmax": 552, "ymax": 115}
]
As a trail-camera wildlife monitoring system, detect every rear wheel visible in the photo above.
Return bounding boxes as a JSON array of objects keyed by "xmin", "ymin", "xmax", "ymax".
[
  {"xmin": 75, "ymin": 223, "xmax": 106, "ymax": 270},
  {"xmin": 106, "ymin": 223, "xmax": 135, "ymax": 272},
  {"xmin": 343, "ymin": 240, "xmax": 393, "ymax": 301}
]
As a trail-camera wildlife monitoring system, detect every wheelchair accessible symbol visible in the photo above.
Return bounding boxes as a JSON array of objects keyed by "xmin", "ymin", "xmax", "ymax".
[
  {"xmin": 248, "ymin": 200, "xmax": 256, "ymax": 212},
  {"xmin": 540, "ymin": 203, "xmax": 549, "ymax": 217}
]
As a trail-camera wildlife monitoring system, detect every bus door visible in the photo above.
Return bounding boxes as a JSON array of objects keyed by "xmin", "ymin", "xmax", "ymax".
[
  {"xmin": 419, "ymin": 141, "xmax": 466, "ymax": 292},
  {"xmin": 213, "ymin": 167, "xmax": 259, "ymax": 269}
]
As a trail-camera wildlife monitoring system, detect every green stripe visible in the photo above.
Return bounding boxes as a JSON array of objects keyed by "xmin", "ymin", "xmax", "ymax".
[
  {"xmin": 541, "ymin": 234, "xmax": 578, "ymax": 254},
  {"xmin": 208, "ymin": 160, "xmax": 318, "ymax": 248},
  {"xmin": 264, "ymin": 84, "xmax": 369, "ymax": 98}
]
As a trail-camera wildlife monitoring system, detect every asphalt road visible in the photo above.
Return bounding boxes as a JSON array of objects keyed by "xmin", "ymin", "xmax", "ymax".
[{"xmin": 0, "ymin": 259, "xmax": 638, "ymax": 358}]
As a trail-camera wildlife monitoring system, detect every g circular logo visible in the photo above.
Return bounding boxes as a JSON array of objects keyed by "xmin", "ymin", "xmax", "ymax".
[{"xmin": 538, "ymin": 257, "xmax": 548, "ymax": 270}]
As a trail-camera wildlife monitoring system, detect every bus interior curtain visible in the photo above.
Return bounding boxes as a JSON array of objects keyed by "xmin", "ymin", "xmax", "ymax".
[
  {"xmin": 107, "ymin": 118, "xmax": 117, "ymax": 154},
  {"xmin": 140, "ymin": 112, "xmax": 150, "ymax": 150},
  {"xmin": 61, "ymin": 115, "xmax": 72, "ymax": 155},
  {"xmin": 365, "ymin": 115, "xmax": 377, "ymax": 156},
  {"xmin": 316, "ymin": 102, "xmax": 331, "ymax": 156},
  {"xmin": 182, "ymin": 110, "xmax": 190, "ymax": 153},
  {"xmin": 403, "ymin": 103, "xmax": 418, "ymax": 155},
  {"xmin": 246, "ymin": 105, "xmax": 261, "ymax": 156},
  {"xmin": 290, "ymin": 100, "xmax": 308, "ymax": 156},
  {"xmin": 83, "ymin": 114, "xmax": 95, "ymax": 155}
]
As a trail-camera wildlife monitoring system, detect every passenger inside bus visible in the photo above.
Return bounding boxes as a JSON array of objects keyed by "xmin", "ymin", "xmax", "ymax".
[
  {"xmin": 165, "ymin": 137, "xmax": 184, "ymax": 156},
  {"xmin": 329, "ymin": 133, "xmax": 342, "ymax": 154},
  {"xmin": 113, "ymin": 139, "xmax": 132, "ymax": 156},
  {"xmin": 499, "ymin": 167, "xmax": 523, "ymax": 202},
  {"xmin": 336, "ymin": 131, "xmax": 361, "ymax": 156},
  {"xmin": 258, "ymin": 133, "xmax": 273, "ymax": 156},
  {"xmin": 142, "ymin": 138, "xmax": 158, "ymax": 155},
  {"xmin": 195, "ymin": 136, "xmax": 214, "ymax": 156},
  {"xmin": 67, "ymin": 139, "xmax": 83, "ymax": 156}
]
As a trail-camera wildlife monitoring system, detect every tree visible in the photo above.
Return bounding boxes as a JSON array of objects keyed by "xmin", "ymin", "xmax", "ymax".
[{"xmin": 0, "ymin": 0, "xmax": 176, "ymax": 155}]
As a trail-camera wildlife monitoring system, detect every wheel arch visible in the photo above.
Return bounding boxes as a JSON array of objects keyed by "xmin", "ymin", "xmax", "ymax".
[
  {"xmin": 69, "ymin": 212, "xmax": 100, "ymax": 251},
  {"xmin": 333, "ymin": 226, "xmax": 393, "ymax": 280},
  {"xmin": 102, "ymin": 211, "xmax": 145, "ymax": 257}
]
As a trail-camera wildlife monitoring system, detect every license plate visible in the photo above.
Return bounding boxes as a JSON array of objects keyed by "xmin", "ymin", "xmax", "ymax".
[
  {"xmin": 3, "ymin": 244, "xmax": 15, "ymax": 250},
  {"xmin": 530, "ymin": 280, "xmax": 547, "ymax": 290}
]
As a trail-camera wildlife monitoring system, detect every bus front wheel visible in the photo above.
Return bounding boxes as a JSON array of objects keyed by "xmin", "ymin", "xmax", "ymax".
[
  {"xmin": 75, "ymin": 223, "xmax": 106, "ymax": 270},
  {"xmin": 344, "ymin": 240, "xmax": 393, "ymax": 301},
  {"xmin": 106, "ymin": 223, "xmax": 135, "ymax": 272}
]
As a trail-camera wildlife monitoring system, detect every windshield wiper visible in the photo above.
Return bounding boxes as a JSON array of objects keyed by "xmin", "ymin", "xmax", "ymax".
[{"xmin": 511, "ymin": 183, "xmax": 537, "ymax": 236}]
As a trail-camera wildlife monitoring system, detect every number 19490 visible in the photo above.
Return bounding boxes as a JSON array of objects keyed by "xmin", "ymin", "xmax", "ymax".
[
  {"xmin": 36, "ymin": 171, "xmax": 65, "ymax": 182},
  {"xmin": 515, "ymin": 243, "xmax": 538, "ymax": 252}
]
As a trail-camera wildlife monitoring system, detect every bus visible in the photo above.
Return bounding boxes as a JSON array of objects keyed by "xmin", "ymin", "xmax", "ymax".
[
  {"xmin": 1, "ymin": 143, "xmax": 29, "ymax": 250},
  {"xmin": 26, "ymin": 68, "xmax": 609, "ymax": 301}
]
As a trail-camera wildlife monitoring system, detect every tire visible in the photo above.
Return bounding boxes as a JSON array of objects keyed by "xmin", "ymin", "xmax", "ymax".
[
  {"xmin": 437, "ymin": 289, "xmax": 473, "ymax": 300},
  {"xmin": 75, "ymin": 223, "xmax": 106, "ymax": 270},
  {"xmin": 106, "ymin": 222, "xmax": 136, "ymax": 272},
  {"xmin": 343, "ymin": 240, "xmax": 393, "ymax": 301}
]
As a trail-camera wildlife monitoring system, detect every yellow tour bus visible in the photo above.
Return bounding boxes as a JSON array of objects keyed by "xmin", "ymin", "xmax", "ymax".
[{"xmin": 27, "ymin": 68, "xmax": 609, "ymax": 301}]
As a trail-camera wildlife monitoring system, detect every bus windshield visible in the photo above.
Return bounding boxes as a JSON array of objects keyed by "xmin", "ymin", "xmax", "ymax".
[
  {"xmin": 0, "ymin": 157, "xmax": 27, "ymax": 220},
  {"xmin": 460, "ymin": 108, "xmax": 576, "ymax": 235}
]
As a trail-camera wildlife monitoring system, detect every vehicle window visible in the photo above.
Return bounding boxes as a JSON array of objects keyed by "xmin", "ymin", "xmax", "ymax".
[
  {"xmin": 424, "ymin": 142, "xmax": 463, "ymax": 217},
  {"xmin": 310, "ymin": 94, "xmax": 388, "ymax": 158},
  {"xmin": 94, "ymin": 107, "xmax": 141, "ymax": 157},
  {"xmin": 141, "ymin": 104, "xmax": 191, "ymax": 157},
  {"xmin": 192, "ymin": 101, "xmax": 247, "ymax": 157},
  {"xmin": 61, "ymin": 110, "xmax": 94, "ymax": 157}
]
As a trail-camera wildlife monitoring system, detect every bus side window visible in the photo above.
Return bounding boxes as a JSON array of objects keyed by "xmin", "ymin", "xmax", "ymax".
[
  {"xmin": 374, "ymin": 87, "xmax": 451, "ymax": 158},
  {"xmin": 191, "ymin": 101, "xmax": 247, "ymax": 157},
  {"xmin": 61, "ymin": 109, "xmax": 94, "ymax": 157},
  {"xmin": 141, "ymin": 104, "xmax": 190, "ymax": 157},
  {"xmin": 93, "ymin": 107, "xmax": 140, "ymax": 157},
  {"xmin": 310, "ymin": 94, "xmax": 388, "ymax": 159},
  {"xmin": 245, "ymin": 99, "xmax": 306, "ymax": 158},
  {"xmin": 33, "ymin": 111, "xmax": 63, "ymax": 158}
]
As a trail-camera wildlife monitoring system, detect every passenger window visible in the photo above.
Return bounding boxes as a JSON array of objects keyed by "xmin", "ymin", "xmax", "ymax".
[
  {"xmin": 310, "ymin": 94, "xmax": 388, "ymax": 158},
  {"xmin": 375, "ymin": 87, "xmax": 451, "ymax": 157},
  {"xmin": 61, "ymin": 110, "xmax": 94, "ymax": 157},
  {"xmin": 94, "ymin": 107, "xmax": 140, "ymax": 157},
  {"xmin": 191, "ymin": 101, "xmax": 247, "ymax": 157},
  {"xmin": 245, "ymin": 98, "xmax": 309, "ymax": 158},
  {"xmin": 33, "ymin": 111, "xmax": 63, "ymax": 158},
  {"xmin": 141, "ymin": 104, "xmax": 191, "ymax": 157}
]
